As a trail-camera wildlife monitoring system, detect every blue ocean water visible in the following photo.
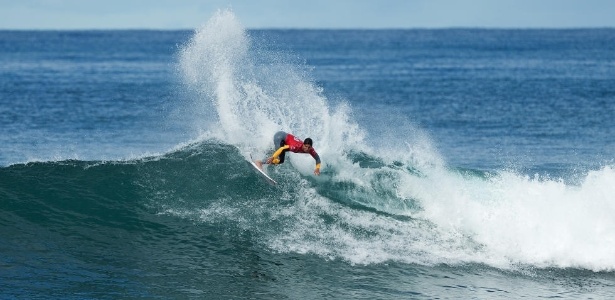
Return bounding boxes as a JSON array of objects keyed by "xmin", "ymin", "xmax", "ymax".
[{"xmin": 2, "ymin": 10, "xmax": 615, "ymax": 299}]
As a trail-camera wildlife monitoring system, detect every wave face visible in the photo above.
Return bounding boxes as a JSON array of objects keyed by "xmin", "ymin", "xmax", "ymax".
[{"xmin": 2, "ymin": 142, "xmax": 615, "ymax": 282}]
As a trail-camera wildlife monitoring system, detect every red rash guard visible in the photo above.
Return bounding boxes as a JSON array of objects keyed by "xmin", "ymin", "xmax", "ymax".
[{"xmin": 272, "ymin": 133, "xmax": 321, "ymax": 166}]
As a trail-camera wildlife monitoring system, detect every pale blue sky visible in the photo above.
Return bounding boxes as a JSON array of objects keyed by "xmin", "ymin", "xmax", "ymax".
[{"xmin": 1, "ymin": 0, "xmax": 614, "ymax": 30}]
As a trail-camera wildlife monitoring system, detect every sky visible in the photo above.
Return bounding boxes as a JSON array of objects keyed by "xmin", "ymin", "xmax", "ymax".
[{"xmin": 1, "ymin": 0, "xmax": 615, "ymax": 30}]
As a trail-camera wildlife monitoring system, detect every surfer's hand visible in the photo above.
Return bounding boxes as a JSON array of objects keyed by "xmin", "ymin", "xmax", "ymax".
[
  {"xmin": 266, "ymin": 157, "xmax": 274, "ymax": 164},
  {"xmin": 314, "ymin": 168, "xmax": 320, "ymax": 176}
]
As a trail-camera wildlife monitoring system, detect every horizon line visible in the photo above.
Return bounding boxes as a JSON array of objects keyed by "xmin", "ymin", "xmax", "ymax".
[{"xmin": 2, "ymin": 26, "xmax": 614, "ymax": 31}]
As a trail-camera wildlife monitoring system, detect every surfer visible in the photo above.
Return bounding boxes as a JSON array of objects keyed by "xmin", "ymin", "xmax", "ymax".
[{"xmin": 255, "ymin": 131, "xmax": 321, "ymax": 175}]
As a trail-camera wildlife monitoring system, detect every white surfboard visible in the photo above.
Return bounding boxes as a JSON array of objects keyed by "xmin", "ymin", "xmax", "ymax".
[{"xmin": 248, "ymin": 154, "xmax": 277, "ymax": 185}]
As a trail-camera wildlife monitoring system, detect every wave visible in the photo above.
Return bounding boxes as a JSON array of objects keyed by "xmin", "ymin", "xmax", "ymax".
[
  {"xmin": 3, "ymin": 10, "xmax": 614, "ymax": 273},
  {"xmin": 3, "ymin": 137, "xmax": 615, "ymax": 273}
]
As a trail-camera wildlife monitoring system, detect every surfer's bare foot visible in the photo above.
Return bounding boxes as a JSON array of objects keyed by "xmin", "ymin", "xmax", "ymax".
[{"xmin": 254, "ymin": 160, "xmax": 263, "ymax": 170}]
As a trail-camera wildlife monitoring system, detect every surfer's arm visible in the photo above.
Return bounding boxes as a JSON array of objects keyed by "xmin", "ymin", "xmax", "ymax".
[
  {"xmin": 311, "ymin": 150, "xmax": 321, "ymax": 175},
  {"xmin": 267, "ymin": 145, "xmax": 289, "ymax": 164}
]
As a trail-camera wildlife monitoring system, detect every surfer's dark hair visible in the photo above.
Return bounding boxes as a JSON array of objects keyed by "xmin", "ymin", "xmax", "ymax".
[{"xmin": 303, "ymin": 138, "xmax": 313, "ymax": 146}]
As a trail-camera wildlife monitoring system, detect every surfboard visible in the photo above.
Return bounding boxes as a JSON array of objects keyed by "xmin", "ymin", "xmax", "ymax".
[{"xmin": 248, "ymin": 154, "xmax": 277, "ymax": 185}]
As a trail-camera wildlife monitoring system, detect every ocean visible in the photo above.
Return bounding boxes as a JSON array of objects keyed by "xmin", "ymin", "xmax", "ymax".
[{"xmin": 2, "ymin": 10, "xmax": 615, "ymax": 299}]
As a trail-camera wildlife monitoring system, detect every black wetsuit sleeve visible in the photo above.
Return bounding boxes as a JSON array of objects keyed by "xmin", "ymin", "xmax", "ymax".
[{"xmin": 311, "ymin": 150, "xmax": 321, "ymax": 165}]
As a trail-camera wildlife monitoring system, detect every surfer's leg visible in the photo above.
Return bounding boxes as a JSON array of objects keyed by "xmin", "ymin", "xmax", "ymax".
[
  {"xmin": 264, "ymin": 131, "xmax": 287, "ymax": 165},
  {"xmin": 273, "ymin": 131, "xmax": 286, "ymax": 148},
  {"xmin": 279, "ymin": 150, "xmax": 286, "ymax": 164}
]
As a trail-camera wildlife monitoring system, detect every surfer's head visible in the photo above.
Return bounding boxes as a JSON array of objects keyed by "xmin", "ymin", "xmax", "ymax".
[{"xmin": 302, "ymin": 138, "xmax": 313, "ymax": 152}]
